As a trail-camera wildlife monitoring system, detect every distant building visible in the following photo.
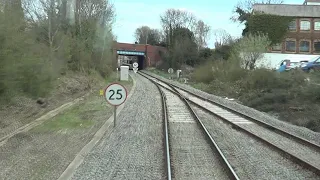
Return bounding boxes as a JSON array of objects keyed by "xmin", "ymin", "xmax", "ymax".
[{"xmin": 253, "ymin": 0, "xmax": 320, "ymax": 54}]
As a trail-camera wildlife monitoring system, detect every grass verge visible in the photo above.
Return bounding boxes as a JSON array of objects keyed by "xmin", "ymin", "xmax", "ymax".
[{"xmin": 33, "ymin": 71, "xmax": 133, "ymax": 132}]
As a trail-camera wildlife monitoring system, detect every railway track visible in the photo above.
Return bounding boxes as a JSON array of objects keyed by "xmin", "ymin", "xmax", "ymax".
[
  {"xmin": 144, "ymin": 73, "xmax": 239, "ymax": 179},
  {"xmin": 138, "ymin": 71, "xmax": 320, "ymax": 178}
]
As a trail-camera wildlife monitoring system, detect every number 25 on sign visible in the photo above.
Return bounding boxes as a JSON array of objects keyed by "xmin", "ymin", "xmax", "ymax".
[{"xmin": 104, "ymin": 83, "xmax": 128, "ymax": 127}]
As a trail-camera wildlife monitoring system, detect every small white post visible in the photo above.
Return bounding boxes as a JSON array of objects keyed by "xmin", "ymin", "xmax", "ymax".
[{"xmin": 116, "ymin": 68, "xmax": 119, "ymax": 80}]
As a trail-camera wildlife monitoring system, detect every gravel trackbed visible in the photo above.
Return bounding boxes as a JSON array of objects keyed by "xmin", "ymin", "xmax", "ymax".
[
  {"xmin": 163, "ymin": 88, "xmax": 229, "ymax": 180},
  {"xmin": 70, "ymin": 74, "xmax": 165, "ymax": 180}
]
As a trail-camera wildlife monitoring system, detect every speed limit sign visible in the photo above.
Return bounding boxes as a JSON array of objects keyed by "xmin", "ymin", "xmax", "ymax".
[
  {"xmin": 104, "ymin": 83, "xmax": 128, "ymax": 127},
  {"xmin": 104, "ymin": 83, "xmax": 128, "ymax": 106},
  {"xmin": 133, "ymin": 62, "xmax": 138, "ymax": 68}
]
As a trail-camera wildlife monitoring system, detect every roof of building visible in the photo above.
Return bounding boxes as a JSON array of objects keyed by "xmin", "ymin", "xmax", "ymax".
[
  {"xmin": 303, "ymin": 0, "xmax": 320, "ymax": 5},
  {"xmin": 253, "ymin": 4, "xmax": 320, "ymax": 17}
]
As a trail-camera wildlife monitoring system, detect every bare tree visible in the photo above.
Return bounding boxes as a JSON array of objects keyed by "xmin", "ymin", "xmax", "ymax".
[
  {"xmin": 194, "ymin": 20, "xmax": 210, "ymax": 50},
  {"xmin": 134, "ymin": 26, "xmax": 150, "ymax": 44},
  {"xmin": 238, "ymin": 0, "xmax": 283, "ymax": 12},
  {"xmin": 23, "ymin": 0, "xmax": 115, "ymax": 69},
  {"xmin": 134, "ymin": 26, "xmax": 162, "ymax": 45},
  {"xmin": 231, "ymin": 0, "xmax": 284, "ymax": 22},
  {"xmin": 160, "ymin": 9, "xmax": 197, "ymax": 47},
  {"xmin": 213, "ymin": 29, "xmax": 233, "ymax": 47}
]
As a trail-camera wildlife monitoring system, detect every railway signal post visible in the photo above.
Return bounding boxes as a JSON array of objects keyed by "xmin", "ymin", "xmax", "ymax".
[{"xmin": 104, "ymin": 83, "xmax": 128, "ymax": 127}]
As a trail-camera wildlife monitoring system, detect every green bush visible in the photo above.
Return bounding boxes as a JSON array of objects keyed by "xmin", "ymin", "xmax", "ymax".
[
  {"xmin": 191, "ymin": 59, "xmax": 320, "ymax": 132},
  {"xmin": 0, "ymin": 1, "xmax": 115, "ymax": 104},
  {"xmin": 191, "ymin": 59, "xmax": 247, "ymax": 83},
  {"xmin": 191, "ymin": 61, "xmax": 215, "ymax": 83},
  {"xmin": 18, "ymin": 61, "xmax": 53, "ymax": 98},
  {"xmin": 300, "ymin": 84, "xmax": 320, "ymax": 102},
  {"xmin": 242, "ymin": 68, "xmax": 279, "ymax": 90}
]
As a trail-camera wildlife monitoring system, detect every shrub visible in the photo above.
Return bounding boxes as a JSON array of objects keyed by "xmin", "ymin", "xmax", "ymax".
[
  {"xmin": 300, "ymin": 84, "xmax": 320, "ymax": 102},
  {"xmin": 191, "ymin": 61, "xmax": 214, "ymax": 83},
  {"xmin": 242, "ymin": 68, "xmax": 279, "ymax": 90}
]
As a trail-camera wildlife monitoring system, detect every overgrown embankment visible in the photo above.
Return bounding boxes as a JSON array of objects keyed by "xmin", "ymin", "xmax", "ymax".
[
  {"xmin": 151, "ymin": 62, "xmax": 320, "ymax": 132},
  {"xmin": 0, "ymin": 1, "xmax": 116, "ymax": 114}
]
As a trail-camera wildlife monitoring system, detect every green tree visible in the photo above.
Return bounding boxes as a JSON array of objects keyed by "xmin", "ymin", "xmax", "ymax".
[
  {"xmin": 159, "ymin": 8, "xmax": 211, "ymax": 68},
  {"xmin": 232, "ymin": 33, "xmax": 270, "ymax": 70},
  {"xmin": 247, "ymin": 13, "xmax": 293, "ymax": 45},
  {"xmin": 171, "ymin": 27, "xmax": 198, "ymax": 67}
]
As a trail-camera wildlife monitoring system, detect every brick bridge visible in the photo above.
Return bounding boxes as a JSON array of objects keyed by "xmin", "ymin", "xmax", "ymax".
[{"xmin": 113, "ymin": 42, "xmax": 167, "ymax": 69}]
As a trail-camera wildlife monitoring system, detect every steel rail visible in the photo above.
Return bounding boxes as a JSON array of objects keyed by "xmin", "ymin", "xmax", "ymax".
[
  {"xmin": 139, "ymin": 71, "xmax": 320, "ymax": 150},
  {"xmin": 153, "ymin": 78, "xmax": 172, "ymax": 180},
  {"xmin": 139, "ymin": 72, "xmax": 240, "ymax": 180},
  {"xmin": 139, "ymin": 71, "xmax": 320, "ymax": 176}
]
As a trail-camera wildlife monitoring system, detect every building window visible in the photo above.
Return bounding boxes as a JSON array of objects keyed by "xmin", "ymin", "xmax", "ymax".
[
  {"xmin": 314, "ymin": 40, "xmax": 320, "ymax": 53},
  {"xmin": 288, "ymin": 20, "xmax": 296, "ymax": 31},
  {"xmin": 300, "ymin": 20, "xmax": 310, "ymax": 31},
  {"xmin": 285, "ymin": 40, "xmax": 296, "ymax": 52},
  {"xmin": 299, "ymin": 40, "xmax": 310, "ymax": 52},
  {"xmin": 272, "ymin": 43, "xmax": 282, "ymax": 51},
  {"xmin": 314, "ymin": 21, "xmax": 320, "ymax": 31}
]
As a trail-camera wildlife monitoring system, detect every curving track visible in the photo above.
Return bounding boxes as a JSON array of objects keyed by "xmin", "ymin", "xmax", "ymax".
[
  {"xmin": 138, "ymin": 71, "xmax": 320, "ymax": 179},
  {"xmin": 143, "ymin": 73, "xmax": 239, "ymax": 180}
]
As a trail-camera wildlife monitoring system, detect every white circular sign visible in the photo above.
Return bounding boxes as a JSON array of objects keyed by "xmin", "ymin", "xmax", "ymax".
[
  {"xmin": 104, "ymin": 83, "xmax": 127, "ymax": 106},
  {"xmin": 133, "ymin": 62, "xmax": 138, "ymax": 68},
  {"xmin": 168, "ymin": 68, "xmax": 174, "ymax": 74}
]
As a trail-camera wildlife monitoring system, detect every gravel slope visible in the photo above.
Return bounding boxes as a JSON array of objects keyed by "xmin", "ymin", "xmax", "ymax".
[
  {"xmin": 143, "ymin": 71, "xmax": 320, "ymax": 144},
  {"xmin": 192, "ymin": 105, "xmax": 319, "ymax": 180},
  {"xmin": 179, "ymin": 89, "xmax": 320, "ymax": 169},
  {"xmin": 71, "ymin": 73, "xmax": 164, "ymax": 180},
  {"xmin": 163, "ymin": 88, "xmax": 229, "ymax": 180}
]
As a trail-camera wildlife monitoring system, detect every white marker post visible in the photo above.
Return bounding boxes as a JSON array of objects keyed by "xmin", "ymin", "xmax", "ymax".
[
  {"xmin": 133, "ymin": 62, "xmax": 138, "ymax": 73},
  {"xmin": 116, "ymin": 68, "xmax": 119, "ymax": 80},
  {"xmin": 168, "ymin": 68, "xmax": 174, "ymax": 79},
  {"xmin": 104, "ymin": 83, "xmax": 128, "ymax": 127}
]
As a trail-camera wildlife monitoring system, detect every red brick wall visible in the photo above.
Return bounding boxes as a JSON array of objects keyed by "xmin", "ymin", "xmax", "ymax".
[
  {"xmin": 116, "ymin": 43, "xmax": 146, "ymax": 52},
  {"xmin": 146, "ymin": 45, "xmax": 167, "ymax": 67},
  {"xmin": 270, "ymin": 17, "xmax": 320, "ymax": 54},
  {"xmin": 114, "ymin": 42, "xmax": 167, "ymax": 68}
]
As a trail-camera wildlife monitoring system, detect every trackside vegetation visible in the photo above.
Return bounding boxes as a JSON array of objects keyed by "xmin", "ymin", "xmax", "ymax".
[
  {"xmin": 0, "ymin": 0, "xmax": 115, "ymax": 103},
  {"xmin": 145, "ymin": 2, "xmax": 320, "ymax": 132}
]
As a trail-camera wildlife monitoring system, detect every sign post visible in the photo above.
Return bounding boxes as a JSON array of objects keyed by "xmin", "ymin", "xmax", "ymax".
[
  {"xmin": 133, "ymin": 62, "xmax": 138, "ymax": 73},
  {"xmin": 104, "ymin": 83, "xmax": 128, "ymax": 127}
]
